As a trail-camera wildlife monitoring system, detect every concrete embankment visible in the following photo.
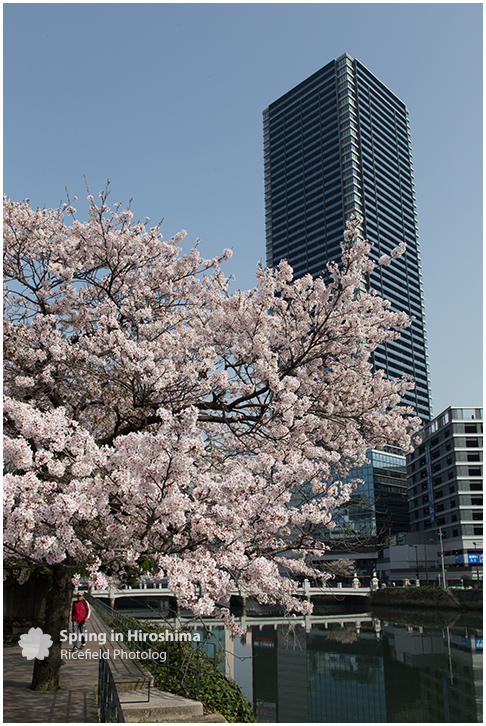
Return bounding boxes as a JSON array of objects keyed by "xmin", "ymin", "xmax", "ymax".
[{"xmin": 371, "ymin": 587, "xmax": 482, "ymax": 611}]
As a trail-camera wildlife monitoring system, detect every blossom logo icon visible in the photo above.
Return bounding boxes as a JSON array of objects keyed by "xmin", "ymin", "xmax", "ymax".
[{"xmin": 18, "ymin": 627, "xmax": 53, "ymax": 660}]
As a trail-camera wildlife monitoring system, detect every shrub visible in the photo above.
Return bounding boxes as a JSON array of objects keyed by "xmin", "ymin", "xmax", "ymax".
[{"xmin": 124, "ymin": 619, "xmax": 256, "ymax": 722}]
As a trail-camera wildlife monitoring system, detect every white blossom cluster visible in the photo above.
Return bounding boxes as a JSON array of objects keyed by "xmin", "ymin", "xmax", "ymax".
[{"xmin": 4, "ymin": 194, "xmax": 419, "ymax": 621}]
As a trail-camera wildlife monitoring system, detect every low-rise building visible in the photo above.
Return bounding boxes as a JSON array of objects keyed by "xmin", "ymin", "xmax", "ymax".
[{"xmin": 376, "ymin": 531, "xmax": 439, "ymax": 585}]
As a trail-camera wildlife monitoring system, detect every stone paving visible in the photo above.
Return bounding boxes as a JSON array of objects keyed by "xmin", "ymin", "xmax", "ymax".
[
  {"xmin": 3, "ymin": 608, "xmax": 227, "ymax": 723},
  {"xmin": 3, "ymin": 625, "xmax": 99, "ymax": 723}
]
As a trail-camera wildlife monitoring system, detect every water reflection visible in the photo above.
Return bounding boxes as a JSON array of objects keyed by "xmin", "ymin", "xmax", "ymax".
[
  {"xmin": 247, "ymin": 615, "xmax": 482, "ymax": 723},
  {"xmin": 121, "ymin": 602, "xmax": 482, "ymax": 723}
]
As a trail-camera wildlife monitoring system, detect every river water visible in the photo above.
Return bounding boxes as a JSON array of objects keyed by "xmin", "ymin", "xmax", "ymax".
[
  {"xmin": 230, "ymin": 609, "xmax": 482, "ymax": 723},
  {"xmin": 122, "ymin": 601, "xmax": 482, "ymax": 723}
]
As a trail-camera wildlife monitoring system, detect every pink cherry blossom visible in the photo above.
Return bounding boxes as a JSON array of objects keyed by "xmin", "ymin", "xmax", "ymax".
[{"xmin": 4, "ymin": 193, "xmax": 420, "ymax": 622}]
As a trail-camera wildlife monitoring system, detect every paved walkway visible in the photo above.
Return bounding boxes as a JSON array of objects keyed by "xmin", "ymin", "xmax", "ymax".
[
  {"xmin": 3, "ymin": 617, "xmax": 101, "ymax": 723},
  {"xmin": 3, "ymin": 609, "xmax": 226, "ymax": 723}
]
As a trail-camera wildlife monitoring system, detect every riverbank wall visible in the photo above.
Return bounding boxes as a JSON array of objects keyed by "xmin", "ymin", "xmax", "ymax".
[{"xmin": 371, "ymin": 587, "xmax": 482, "ymax": 611}]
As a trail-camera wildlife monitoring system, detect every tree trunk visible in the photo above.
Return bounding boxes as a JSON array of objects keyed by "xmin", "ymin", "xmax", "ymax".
[{"xmin": 31, "ymin": 564, "xmax": 74, "ymax": 691}]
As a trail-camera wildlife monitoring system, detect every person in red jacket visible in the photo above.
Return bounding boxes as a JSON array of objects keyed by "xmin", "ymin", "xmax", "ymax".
[{"xmin": 71, "ymin": 592, "xmax": 90, "ymax": 650}]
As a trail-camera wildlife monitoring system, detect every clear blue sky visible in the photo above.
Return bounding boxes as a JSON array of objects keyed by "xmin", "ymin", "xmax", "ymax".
[{"xmin": 4, "ymin": 2, "xmax": 483, "ymax": 417}]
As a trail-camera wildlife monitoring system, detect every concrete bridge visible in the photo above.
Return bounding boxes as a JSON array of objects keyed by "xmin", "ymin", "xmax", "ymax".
[{"xmin": 89, "ymin": 577, "xmax": 375, "ymax": 605}]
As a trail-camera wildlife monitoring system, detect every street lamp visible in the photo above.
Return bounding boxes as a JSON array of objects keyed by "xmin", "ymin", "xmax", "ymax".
[
  {"xmin": 439, "ymin": 528, "xmax": 447, "ymax": 589},
  {"xmin": 423, "ymin": 541, "xmax": 430, "ymax": 585}
]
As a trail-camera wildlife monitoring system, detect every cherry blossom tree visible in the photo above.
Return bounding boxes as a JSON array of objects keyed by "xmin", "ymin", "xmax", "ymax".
[{"xmin": 4, "ymin": 192, "xmax": 419, "ymax": 689}]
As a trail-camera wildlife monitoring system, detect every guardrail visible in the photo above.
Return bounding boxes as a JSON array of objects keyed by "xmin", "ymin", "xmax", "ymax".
[
  {"xmin": 87, "ymin": 595, "xmax": 218, "ymax": 700},
  {"xmin": 98, "ymin": 654, "xmax": 126, "ymax": 723}
]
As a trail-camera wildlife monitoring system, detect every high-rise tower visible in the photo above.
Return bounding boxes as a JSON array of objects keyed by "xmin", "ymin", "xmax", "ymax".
[{"xmin": 264, "ymin": 53, "xmax": 432, "ymax": 423}]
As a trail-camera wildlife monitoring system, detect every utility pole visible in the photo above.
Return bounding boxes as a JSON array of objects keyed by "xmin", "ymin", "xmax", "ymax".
[
  {"xmin": 439, "ymin": 528, "xmax": 447, "ymax": 588},
  {"xmin": 414, "ymin": 545, "xmax": 419, "ymax": 583}
]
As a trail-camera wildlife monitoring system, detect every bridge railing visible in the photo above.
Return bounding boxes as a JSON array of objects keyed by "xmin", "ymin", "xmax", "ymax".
[{"xmin": 89, "ymin": 576, "xmax": 374, "ymax": 599}]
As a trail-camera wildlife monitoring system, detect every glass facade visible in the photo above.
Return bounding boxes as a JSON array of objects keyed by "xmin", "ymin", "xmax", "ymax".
[
  {"xmin": 335, "ymin": 449, "xmax": 409, "ymax": 539},
  {"xmin": 264, "ymin": 53, "xmax": 432, "ymax": 423}
]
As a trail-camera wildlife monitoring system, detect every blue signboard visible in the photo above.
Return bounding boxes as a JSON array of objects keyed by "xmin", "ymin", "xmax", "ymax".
[
  {"xmin": 475, "ymin": 638, "xmax": 483, "ymax": 650},
  {"xmin": 455, "ymin": 554, "xmax": 464, "ymax": 564},
  {"xmin": 468, "ymin": 554, "xmax": 483, "ymax": 564}
]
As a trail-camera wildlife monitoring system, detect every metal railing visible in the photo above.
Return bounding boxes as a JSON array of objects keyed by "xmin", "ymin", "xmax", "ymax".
[
  {"xmin": 87, "ymin": 595, "xmax": 218, "ymax": 699},
  {"xmin": 98, "ymin": 654, "xmax": 125, "ymax": 723}
]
